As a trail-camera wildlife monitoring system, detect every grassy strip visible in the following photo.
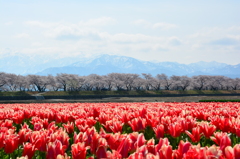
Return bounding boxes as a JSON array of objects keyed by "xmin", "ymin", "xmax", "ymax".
[
  {"xmin": 199, "ymin": 99, "xmax": 240, "ymax": 102},
  {"xmin": 1, "ymin": 90, "xmax": 240, "ymax": 96},
  {"xmin": 0, "ymin": 91, "xmax": 31, "ymax": 96},
  {"xmin": 43, "ymin": 90, "xmax": 240, "ymax": 96}
]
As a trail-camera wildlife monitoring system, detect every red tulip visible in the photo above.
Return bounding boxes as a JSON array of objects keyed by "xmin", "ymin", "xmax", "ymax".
[
  {"xmin": 210, "ymin": 132, "xmax": 227, "ymax": 145},
  {"xmin": 153, "ymin": 124, "xmax": 164, "ymax": 139},
  {"xmin": 63, "ymin": 122, "xmax": 74, "ymax": 134},
  {"xmin": 71, "ymin": 142, "xmax": 88, "ymax": 159},
  {"xmin": 169, "ymin": 122, "xmax": 183, "ymax": 138},
  {"xmin": 199, "ymin": 122, "xmax": 216, "ymax": 139},
  {"xmin": 90, "ymin": 133, "xmax": 99, "ymax": 154},
  {"xmin": 146, "ymin": 113, "xmax": 159, "ymax": 128},
  {"xmin": 183, "ymin": 145, "xmax": 207, "ymax": 159},
  {"xmin": 18, "ymin": 127, "xmax": 32, "ymax": 145},
  {"xmin": 159, "ymin": 144, "xmax": 173, "ymax": 159},
  {"xmin": 34, "ymin": 122, "xmax": 43, "ymax": 131},
  {"xmin": 30, "ymin": 131, "xmax": 47, "ymax": 152},
  {"xmin": 225, "ymin": 146, "xmax": 234, "ymax": 159},
  {"xmin": 4, "ymin": 134, "xmax": 19, "ymax": 154},
  {"xmin": 174, "ymin": 140, "xmax": 191, "ymax": 159},
  {"xmin": 12, "ymin": 111, "xmax": 25, "ymax": 124},
  {"xmin": 128, "ymin": 117, "xmax": 146, "ymax": 132},
  {"xmin": 117, "ymin": 137, "xmax": 132, "ymax": 158},
  {"xmin": 155, "ymin": 138, "xmax": 169, "ymax": 153},
  {"xmin": 96, "ymin": 146, "xmax": 107, "ymax": 159},
  {"xmin": 146, "ymin": 139, "xmax": 155, "ymax": 155},
  {"xmin": 206, "ymin": 145, "xmax": 222, "ymax": 158},
  {"xmin": 185, "ymin": 126, "xmax": 202, "ymax": 143},
  {"xmin": 46, "ymin": 140, "xmax": 65, "ymax": 159},
  {"xmin": 135, "ymin": 133, "xmax": 146, "ymax": 149},
  {"xmin": 49, "ymin": 130, "xmax": 69, "ymax": 151},
  {"xmin": 128, "ymin": 152, "xmax": 144, "ymax": 159},
  {"xmin": 219, "ymin": 134, "xmax": 231, "ymax": 154},
  {"xmin": 22, "ymin": 142, "xmax": 36, "ymax": 159},
  {"xmin": 0, "ymin": 133, "xmax": 5, "ymax": 149},
  {"xmin": 234, "ymin": 144, "xmax": 240, "ymax": 159}
]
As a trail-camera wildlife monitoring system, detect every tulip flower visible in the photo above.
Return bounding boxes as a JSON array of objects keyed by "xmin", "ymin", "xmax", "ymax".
[
  {"xmin": 4, "ymin": 134, "xmax": 19, "ymax": 154},
  {"xmin": 117, "ymin": 137, "xmax": 133, "ymax": 158},
  {"xmin": 155, "ymin": 138, "xmax": 170, "ymax": 153},
  {"xmin": 63, "ymin": 122, "xmax": 74, "ymax": 134},
  {"xmin": 22, "ymin": 142, "xmax": 36, "ymax": 159},
  {"xmin": 12, "ymin": 111, "xmax": 25, "ymax": 124},
  {"xmin": 206, "ymin": 145, "xmax": 222, "ymax": 158},
  {"xmin": 225, "ymin": 146, "xmax": 234, "ymax": 159},
  {"xmin": 199, "ymin": 122, "xmax": 216, "ymax": 139},
  {"xmin": 30, "ymin": 131, "xmax": 47, "ymax": 152},
  {"xmin": 96, "ymin": 146, "xmax": 107, "ymax": 159},
  {"xmin": 0, "ymin": 133, "xmax": 5, "ymax": 149},
  {"xmin": 219, "ymin": 134, "xmax": 231, "ymax": 154},
  {"xmin": 153, "ymin": 124, "xmax": 164, "ymax": 139},
  {"xmin": 234, "ymin": 144, "xmax": 240, "ymax": 159},
  {"xmin": 169, "ymin": 122, "xmax": 183, "ymax": 138},
  {"xmin": 146, "ymin": 139, "xmax": 155, "ymax": 155},
  {"xmin": 183, "ymin": 145, "xmax": 207, "ymax": 159},
  {"xmin": 46, "ymin": 140, "xmax": 65, "ymax": 159},
  {"xmin": 18, "ymin": 128, "xmax": 32, "ymax": 145},
  {"xmin": 135, "ymin": 133, "xmax": 146, "ymax": 149},
  {"xmin": 185, "ymin": 126, "xmax": 202, "ymax": 143},
  {"xmin": 106, "ymin": 150, "xmax": 122, "ymax": 159},
  {"xmin": 174, "ymin": 140, "xmax": 191, "ymax": 159},
  {"xmin": 71, "ymin": 142, "xmax": 88, "ymax": 159},
  {"xmin": 210, "ymin": 132, "xmax": 229, "ymax": 147},
  {"xmin": 128, "ymin": 117, "xmax": 146, "ymax": 132}
]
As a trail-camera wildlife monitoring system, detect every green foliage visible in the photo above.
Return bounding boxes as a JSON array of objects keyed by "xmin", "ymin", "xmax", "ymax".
[
  {"xmin": 0, "ymin": 91, "xmax": 31, "ymax": 96},
  {"xmin": 144, "ymin": 126, "xmax": 155, "ymax": 140},
  {"xmin": 94, "ymin": 121, "xmax": 102, "ymax": 133},
  {"xmin": 122, "ymin": 124, "xmax": 133, "ymax": 134},
  {"xmin": 199, "ymin": 99, "xmax": 240, "ymax": 102}
]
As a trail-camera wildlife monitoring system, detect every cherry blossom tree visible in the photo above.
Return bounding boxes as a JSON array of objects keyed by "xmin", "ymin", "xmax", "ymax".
[
  {"xmin": 142, "ymin": 73, "xmax": 154, "ymax": 90},
  {"xmin": 27, "ymin": 75, "xmax": 49, "ymax": 92},
  {"xmin": 230, "ymin": 78, "xmax": 240, "ymax": 90},
  {"xmin": 56, "ymin": 73, "xmax": 69, "ymax": 91},
  {"xmin": 192, "ymin": 75, "xmax": 209, "ymax": 90},
  {"xmin": 5, "ymin": 73, "xmax": 18, "ymax": 91},
  {"xmin": 0, "ymin": 72, "xmax": 7, "ymax": 91},
  {"xmin": 171, "ymin": 75, "xmax": 191, "ymax": 91}
]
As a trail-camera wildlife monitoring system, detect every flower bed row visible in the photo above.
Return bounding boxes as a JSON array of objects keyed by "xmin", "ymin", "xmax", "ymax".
[{"xmin": 0, "ymin": 102, "xmax": 240, "ymax": 158}]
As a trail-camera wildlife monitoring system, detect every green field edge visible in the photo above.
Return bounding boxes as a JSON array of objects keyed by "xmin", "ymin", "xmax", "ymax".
[
  {"xmin": 199, "ymin": 99, "xmax": 240, "ymax": 102},
  {"xmin": 1, "ymin": 90, "xmax": 240, "ymax": 96}
]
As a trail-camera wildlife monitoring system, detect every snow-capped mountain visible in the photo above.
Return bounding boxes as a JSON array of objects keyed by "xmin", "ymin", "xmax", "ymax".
[
  {"xmin": 0, "ymin": 54, "xmax": 239, "ymax": 78},
  {"xmin": 36, "ymin": 54, "xmax": 240, "ymax": 78}
]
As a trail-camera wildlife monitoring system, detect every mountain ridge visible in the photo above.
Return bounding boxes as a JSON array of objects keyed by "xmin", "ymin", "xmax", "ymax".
[
  {"xmin": 0, "ymin": 54, "xmax": 239, "ymax": 78},
  {"xmin": 36, "ymin": 54, "xmax": 240, "ymax": 78}
]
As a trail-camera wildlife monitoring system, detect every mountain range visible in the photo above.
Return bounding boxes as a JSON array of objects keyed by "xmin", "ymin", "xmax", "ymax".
[{"xmin": 0, "ymin": 54, "xmax": 239, "ymax": 78}]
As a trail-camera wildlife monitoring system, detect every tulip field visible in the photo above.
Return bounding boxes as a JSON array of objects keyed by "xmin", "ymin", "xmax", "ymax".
[{"xmin": 1, "ymin": 102, "xmax": 240, "ymax": 159}]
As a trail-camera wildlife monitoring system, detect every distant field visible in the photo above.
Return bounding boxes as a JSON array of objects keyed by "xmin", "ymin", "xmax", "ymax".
[{"xmin": 0, "ymin": 90, "xmax": 240, "ymax": 96}]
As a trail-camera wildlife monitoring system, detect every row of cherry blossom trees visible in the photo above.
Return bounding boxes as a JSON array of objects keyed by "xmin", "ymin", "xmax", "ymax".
[{"xmin": 0, "ymin": 72, "xmax": 239, "ymax": 92}]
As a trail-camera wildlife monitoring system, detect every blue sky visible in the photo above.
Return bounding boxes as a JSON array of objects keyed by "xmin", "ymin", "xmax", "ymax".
[{"xmin": 1, "ymin": 0, "xmax": 240, "ymax": 64}]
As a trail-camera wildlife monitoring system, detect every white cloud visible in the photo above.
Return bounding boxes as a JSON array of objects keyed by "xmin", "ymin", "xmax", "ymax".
[
  {"xmin": 82, "ymin": 17, "xmax": 117, "ymax": 26},
  {"xmin": 167, "ymin": 37, "xmax": 182, "ymax": 46},
  {"xmin": 14, "ymin": 33, "xmax": 30, "ymax": 39},
  {"xmin": 132, "ymin": 19, "xmax": 151, "ymax": 28},
  {"xmin": 25, "ymin": 17, "xmax": 117, "ymax": 41},
  {"xmin": 25, "ymin": 17, "xmax": 116, "ymax": 29},
  {"xmin": 110, "ymin": 33, "xmax": 163, "ymax": 44},
  {"xmin": 25, "ymin": 21, "xmax": 57, "ymax": 28}
]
